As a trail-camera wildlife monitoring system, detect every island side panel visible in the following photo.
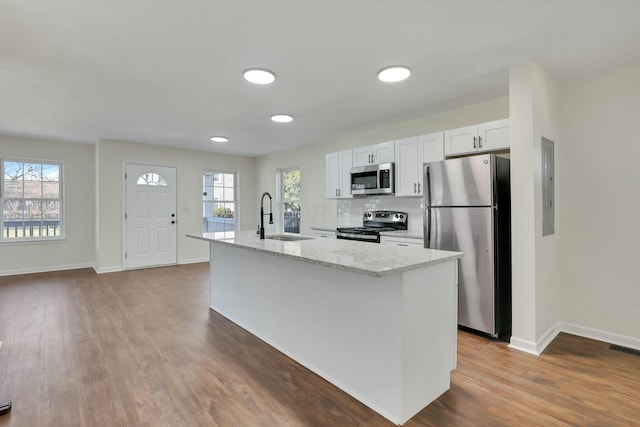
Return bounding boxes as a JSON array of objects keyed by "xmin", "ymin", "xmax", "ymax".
[
  {"xmin": 399, "ymin": 260, "xmax": 458, "ymax": 423},
  {"xmin": 209, "ymin": 242, "xmax": 404, "ymax": 422}
]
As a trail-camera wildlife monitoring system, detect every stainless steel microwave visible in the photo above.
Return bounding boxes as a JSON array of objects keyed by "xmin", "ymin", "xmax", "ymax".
[{"xmin": 350, "ymin": 162, "xmax": 395, "ymax": 195}]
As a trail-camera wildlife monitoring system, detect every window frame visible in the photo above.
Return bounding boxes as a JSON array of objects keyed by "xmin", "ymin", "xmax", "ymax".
[
  {"xmin": 202, "ymin": 169, "xmax": 238, "ymax": 233},
  {"xmin": 278, "ymin": 167, "xmax": 301, "ymax": 234},
  {"xmin": 1, "ymin": 157, "xmax": 64, "ymax": 243}
]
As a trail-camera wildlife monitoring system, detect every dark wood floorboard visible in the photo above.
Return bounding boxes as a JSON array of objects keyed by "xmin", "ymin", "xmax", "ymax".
[{"xmin": 1, "ymin": 264, "xmax": 638, "ymax": 426}]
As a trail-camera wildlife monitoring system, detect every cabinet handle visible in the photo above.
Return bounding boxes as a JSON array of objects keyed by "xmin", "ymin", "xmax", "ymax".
[
  {"xmin": 417, "ymin": 182, "xmax": 421, "ymax": 193},
  {"xmin": 414, "ymin": 183, "xmax": 417, "ymax": 193},
  {"xmin": 478, "ymin": 136, "xmax": 483, "ymax": 148},
  {"xmin": 398, "ymin": 243, "xmax": 408, "ymax": 247},
  {"xmin": 372, "ymin": 154, "xmax": 375, "ymax": 163},
  {"xmin": 473, "ymin": 136, "xmax": 477, "ymax": 149},
  {"xmin": 335, "ymin": 189, "xmax": 338, "ymax": 197}
]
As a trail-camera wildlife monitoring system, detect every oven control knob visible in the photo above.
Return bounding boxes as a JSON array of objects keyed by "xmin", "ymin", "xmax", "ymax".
[
  {"xmin": 394, "ymin": 213, "xmax": 399, "ymax": 219},
  {"xmin": 400, "ymin": 214, "xmax": 404, "ymax": 219}
]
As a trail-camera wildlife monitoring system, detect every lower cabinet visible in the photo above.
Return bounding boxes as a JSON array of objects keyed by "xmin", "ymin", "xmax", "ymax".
[
  {"xmin": 311, "ymin": 229, "xmax": 336, "ymax": 238},
  {"xmin": 380, "ymin": 235, "xmax": 424, "ymax": 247}
]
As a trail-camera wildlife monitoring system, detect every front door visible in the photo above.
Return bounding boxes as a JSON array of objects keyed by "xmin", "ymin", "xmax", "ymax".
[{"xmin": 125, "ymin": 164, "xmax": 177, "ymax": 269}]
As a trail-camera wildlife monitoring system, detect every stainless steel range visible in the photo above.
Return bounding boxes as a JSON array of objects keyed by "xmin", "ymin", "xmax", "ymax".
[{"xmin": 336, "ymin": 210, "xmax": 408, "ymax": 243}]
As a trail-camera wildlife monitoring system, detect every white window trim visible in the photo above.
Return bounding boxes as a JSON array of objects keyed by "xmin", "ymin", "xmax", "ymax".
[
  {"xmin": 277, "ymin": 167, "xmax": 301, "ymax": 234},
  {"xmin": 0, "ymin": 157, "xmax": 65, "ymax": 243},
  {"xmin": 202, "ymin": 169, "xmax": 238, "ymax": 233}
]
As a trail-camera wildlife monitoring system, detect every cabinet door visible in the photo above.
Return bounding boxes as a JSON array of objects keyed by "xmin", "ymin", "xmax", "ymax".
[
  {"xmin": 352, "ymin": 146, "xmax": 372, "ymax": 167},
  {"xmin": 394, "ymin": 136, "xmax": 419, "ymax": 196},
  {"xmin": 338, "ymin": 149, "xmax": 353, "ymax": 199},
  {"xmin": 420, "ymin": 132, "xmax": 445, "ymax": 164},
  {"xmin": 418, "ymin": 132, "xmax": 444, "ymax": 195},
  {"xmin": 312, "ymin": 230, "xmax": 336, "ymax": 238},
  {"xmin": 326, "ymin": 152, "xmax": 341, "ymax": 198},
  {"xmin": 372, "ymin": 141, "xmax": 395, "ymax": 164},
  {"xmin": 381, "ymin": 236, "xmax": 423, "ymax": 247},
  {"xmin": 444, "ymin": 125, "xmax": 478, "ymax": 157},
  {"xmin": 478, "ymin": 119, "xmax": 509, "ymax": 152}
]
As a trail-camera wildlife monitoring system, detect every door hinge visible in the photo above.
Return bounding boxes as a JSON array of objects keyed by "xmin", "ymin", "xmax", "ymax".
[
  {"xmin": 125, "ymin": 172, "xmax": 127, "ymax": 179},
  {"xmin": 124, "ymin": 212, "xmax": 127, "ymax": 219},
  {"xmin": 125, "ymin": 252, "xmax": 127, "ymax": 259}
]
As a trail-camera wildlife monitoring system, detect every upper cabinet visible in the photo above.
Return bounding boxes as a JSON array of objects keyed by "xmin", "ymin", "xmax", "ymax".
[
  {"xmin": 352, "ymin": 141, "xmax": 395, "ymax": 167},
  {"xmin": 444, "ymin": 119, "xmax": 510, "ymax": 157},
  {"xmin": 395, "ymin": 132, "xmax": 444, "ymax": 197},
  {"xmin": 326, "ymin": 150, "xmax": 353, "ymax": 199}
]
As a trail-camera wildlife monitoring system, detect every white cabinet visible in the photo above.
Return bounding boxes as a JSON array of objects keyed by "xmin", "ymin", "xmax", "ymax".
[
  {"xmin": 444, "ymin": 119, "xmax": 509, "ymax": 157},
  {"xmin": 326, "ymin": 150, "xmax": 353, "ymax": 199},
  {"xmin": 381, "ymin": 235, "xmax": 424, "ymax": 247},
  {"xmin": 352, "ymin": 141, "xmax": 395, "ymax": 167},
  {"xmin": 311, "ymin": 229, "xmax": 336, "ymax": 238},
  {"xmin": 394, "ymin": 132, "xmax": 444, "ymax": 197}
]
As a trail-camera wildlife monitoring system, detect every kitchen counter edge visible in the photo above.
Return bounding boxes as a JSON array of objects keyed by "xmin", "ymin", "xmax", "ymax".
[{"xmin": 187, "ymin": 231, "xmax": 462, "ymax": 278}]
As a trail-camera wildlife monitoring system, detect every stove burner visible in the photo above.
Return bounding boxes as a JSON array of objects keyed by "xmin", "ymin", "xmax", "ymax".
[{"xmin": 336, "ymin": 210, "xmax": 408, "ymax": 243}]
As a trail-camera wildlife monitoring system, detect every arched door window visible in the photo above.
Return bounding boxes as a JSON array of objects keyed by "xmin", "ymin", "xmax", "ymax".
[{"xmin": 137, "ymin": 172, "xmax": 167, "ymax": 186}]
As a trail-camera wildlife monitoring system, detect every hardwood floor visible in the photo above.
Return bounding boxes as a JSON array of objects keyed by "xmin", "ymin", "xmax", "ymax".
[{"xmin": 0, "ymin": 264, "xmax": 638, "ymax": 426}]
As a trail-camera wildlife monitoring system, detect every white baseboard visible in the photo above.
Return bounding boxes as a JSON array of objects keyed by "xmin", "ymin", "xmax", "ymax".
[
  {"xmin": 510, "ymin": 322, "xmax": 640, "ymax": 356},
  {"xmin": 93, "ymin": 265, "xmax": 123, "ymax": 274},
  {"xmin": 179, "ymin": 257, "xmax": 209, "ymax": 265},
  {"xmin": 0, "ymin": 263, "xmax": 93, "ymax": 277},
  {"xmin": 557, "ymin": 322, "xmax": 640, "ymax": 352},
  {"xmin": 508, "ymin": 337, "xmax": 542, "ymax": 355},
  {"xmin": 94, "ymin": 258, "xmax": 207, "ymax": 274}
]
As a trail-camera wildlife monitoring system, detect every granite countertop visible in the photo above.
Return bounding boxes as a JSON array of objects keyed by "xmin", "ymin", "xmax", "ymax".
[{"xmin": 188, "ymin": 230, "xmax": 461, "ymax": 277}]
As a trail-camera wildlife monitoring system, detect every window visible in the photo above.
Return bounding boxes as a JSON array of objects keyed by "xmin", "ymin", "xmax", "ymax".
[
  {"xmin": 202, "ymin": 171, "xmax": 236, "ymax": 232},
  {"xmin": 136, "ymin": 172, "xmax": 167, "ymax": 186},
  {"xmin": 280, "ymin": 168, "xmax": 300, "ymax": 233},
  {"xmin": 1, "ymin": 159, "xmax": 63, "ymax": 241}
]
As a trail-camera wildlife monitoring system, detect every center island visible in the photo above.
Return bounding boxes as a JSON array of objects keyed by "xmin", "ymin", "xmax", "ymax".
[{"xmin": 188, "ymin": 230, "xmax": 462, "ymax": 425}]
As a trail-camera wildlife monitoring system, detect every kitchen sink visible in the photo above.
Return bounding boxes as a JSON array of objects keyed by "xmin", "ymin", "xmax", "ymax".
[{"xmin": 265, "ymin": 234, "xmax": 315, "ymax": 242}]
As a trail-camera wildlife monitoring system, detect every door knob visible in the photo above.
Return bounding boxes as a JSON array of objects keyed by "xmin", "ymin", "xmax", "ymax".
[
  {"xmin": 171, "ymin": 220, "xmax": 176, "ymax": 224},
  {"xmin": 171, "ymin": 213, "xmax": 175, "ymax": 217}
]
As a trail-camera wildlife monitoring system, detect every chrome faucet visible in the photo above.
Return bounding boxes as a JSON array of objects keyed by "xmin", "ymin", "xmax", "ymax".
[{"xmin": 259, "ymin": 192, "xmax": 273, "ymax": 239}]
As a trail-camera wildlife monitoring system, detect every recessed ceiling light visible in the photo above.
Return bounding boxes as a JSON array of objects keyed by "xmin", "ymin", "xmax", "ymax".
[
  {"xmin": 210, "ymin": 136, "xmax": 229, "ymax": 143},
  {"xmin": 271, "ymin": 114, "xmax": 294, "ymax": 123},
  {"xmin": 243, "ymin": 68, "xmax": 276, "ymax": 85},
  {"xmin": 377, "ymin": 65, "xmax": 411, "ymax": 83}
]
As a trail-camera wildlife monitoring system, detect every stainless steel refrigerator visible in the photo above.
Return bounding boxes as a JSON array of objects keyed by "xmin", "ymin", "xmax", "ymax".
[{"xmin": 423, "ymin": 154, "xmax": 511, "ymax": 339}]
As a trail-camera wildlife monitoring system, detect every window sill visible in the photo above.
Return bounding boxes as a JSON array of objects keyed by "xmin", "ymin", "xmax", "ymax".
[{"xmin": 0, "ymin": 236, "xmax": 66, "ymax": 246}]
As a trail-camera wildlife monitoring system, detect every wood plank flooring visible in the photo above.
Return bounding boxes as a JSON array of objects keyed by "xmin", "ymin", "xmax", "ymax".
[{"xmin": 0, "ymin": 263, "xmax": 638, "ymax": 426}]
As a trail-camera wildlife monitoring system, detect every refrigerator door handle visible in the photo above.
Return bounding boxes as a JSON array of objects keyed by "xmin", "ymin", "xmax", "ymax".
[
  {"xmin": 426, "ymin": 208, "xmax": 431, "ymax": 245},
  {"xmin": 425, "ymin": 165, "xmax": 432, "ymax": 207},
  {"xmin": 425, "ymin": 165, "xmax": 432, "ymax": 246}
]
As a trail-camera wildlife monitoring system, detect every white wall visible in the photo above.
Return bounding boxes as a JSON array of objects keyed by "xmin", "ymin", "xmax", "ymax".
[
  {"xmin": 509, "ymin": 62, "xmax": 562, "ymax": 349},
  {"xmin": 559, "ymin": 62, "xmax": 640, "ymax": 340},
  {"xmin": 532, "ymin": 65, "xmax": 561, "ymax": 340},
  {"xmin": 95, "ymin": 140, "xmax": 257, "ymax": 272},
  {"xmin": 508, "ymin": 64, "xmax": 538, "ymax": 344},
  {"xmin": 256, "ymin": 97, "xmax": 510, "ymax": 235},
  {"xmin": 0, "ymin": 135, "xmax": 95, "ymax": 275}
]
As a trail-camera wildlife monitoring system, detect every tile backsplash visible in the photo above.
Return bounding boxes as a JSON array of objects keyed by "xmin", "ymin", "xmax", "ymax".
[{"xmin": 337, "ymin": 196, "xmax": 424, "ymax": 233}]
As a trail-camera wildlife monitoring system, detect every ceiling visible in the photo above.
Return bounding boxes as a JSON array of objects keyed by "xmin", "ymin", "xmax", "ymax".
[{"xmin": 2, "ymin": 0, "xmax": 639, "ymax": 157}]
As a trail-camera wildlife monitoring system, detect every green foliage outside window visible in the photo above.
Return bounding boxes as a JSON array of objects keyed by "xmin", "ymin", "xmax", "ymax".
[{"xmin": 214, "ymin": 206, "xmax": 233, "ymax": 218}]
